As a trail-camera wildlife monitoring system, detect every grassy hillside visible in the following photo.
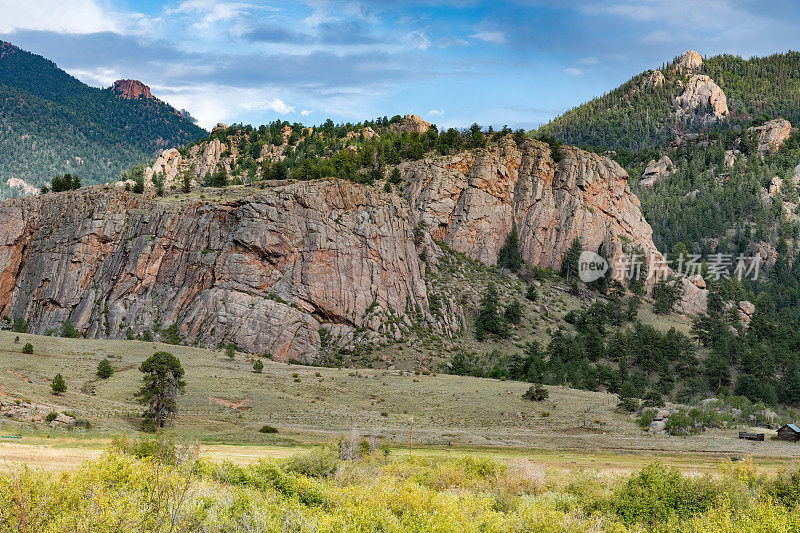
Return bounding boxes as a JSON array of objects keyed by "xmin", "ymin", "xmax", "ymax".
[{"xmin": 0, "ymin": 41, "xmax": 206, "ymax": 195}]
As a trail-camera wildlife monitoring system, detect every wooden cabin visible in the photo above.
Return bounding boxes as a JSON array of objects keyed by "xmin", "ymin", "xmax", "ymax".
[
  {"xmin": 777, "ymin": 424, "xmax": 800, "ymax": 442},
  {"xmin": 738, "ymin": 431, "xmax": 764, "ymax": 441}
]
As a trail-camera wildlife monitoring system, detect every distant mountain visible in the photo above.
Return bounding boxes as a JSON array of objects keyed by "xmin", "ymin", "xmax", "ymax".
[
  {"xmin": 0, "ymin": 41, "xmax": 206, "ymax": 196},
  {"xmin": 537, "ymin": 50, "xmax": 800, "ymax": 152}
]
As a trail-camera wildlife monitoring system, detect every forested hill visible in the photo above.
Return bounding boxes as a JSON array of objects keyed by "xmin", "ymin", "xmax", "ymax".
[
  {"xmin": 0, "ymin": 41, "xmax": 206, "ymax": 196},
  {"xmin": 537, "ymin": 51, "xmax": 800, "ymax": 152}
]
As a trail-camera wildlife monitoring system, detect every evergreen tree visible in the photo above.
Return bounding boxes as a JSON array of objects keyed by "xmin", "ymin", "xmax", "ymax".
[
  {"xmin": 135, "ymin": 351, "xmax": 186, "ymax": 431},
  {"xmin": 562, "ymin": 238, "xmax": 583, "ymax": 282},
  {"xmin": 97, "ymin": 358, "xmax": 114, "ymax": 379},
  {"xmin": 497, "ymin": 222, "xmax": 523, "ymax": 272},
  {"xmin": 51, "ymin": 373, "xmax": 66, "ymax": 395},
  {"xmin": 476, "ymin": 283, "xmax": 508, "ymax": 340}
]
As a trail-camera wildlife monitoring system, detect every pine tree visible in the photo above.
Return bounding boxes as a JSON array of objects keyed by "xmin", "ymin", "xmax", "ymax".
[
  {"xmin": 135, "ymin": 351, "xmax": 186, "ymax": 431},
  {"xmin": 97, "ymin": 358, "xmax": 114, "ymax": 379},
  {"xmin": 562, "ymin": 238, "xmax": 583, "ymax": 282},
  {"xmin": 497, "ymin": 222, "xmax": 523, "ymax": 272},
  {"xmin": 51, "ymin": 373, "xmax": 66, "ymax": 395},
  {"xmin": 476, "ymin": 283, "xmax": 508, "ymax": 340}
]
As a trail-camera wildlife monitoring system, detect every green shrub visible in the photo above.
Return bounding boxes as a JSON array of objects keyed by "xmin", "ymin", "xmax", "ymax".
[
  {"xmin": 283, "ymin": 447, "xmax": 339, "ymax": 478},
  {"xmin": 523, "ymin": 384, "xmax": 549, "ymax": 401},
  {"xmin": 60, "ymin": 320, "xmax": 80, "ymax": 338},
  {"xmin": 22, "ymin": 342, "xmax": 33, "ymax": 354},
  {"xmin": 259, "ymin": 425, "xmax": 278, "ymax": 434},
  {"xmin": 225, "ymin": 343, "xmax": 236, "ymax": 359},
  {"xmin": 611, "ymin": 462, "xmax": 719, "ymax": 526},
  {"xmin": 51, "ymin": 374, "xmax": 66, "ymax": 395},
  {"xmin": 45, "ymin": 412, "xmax": 58, "ymax": 423},
  {"xmin": 12, "ymin": 317, "xmax": 27, "ymax": 333},
  {"xmin": 96, "ymin": 358, "xmax": 113, "ymax": 379},
  {"xmin": 253, "ymin": 359, "xmax": 264, "ymax": 373}
]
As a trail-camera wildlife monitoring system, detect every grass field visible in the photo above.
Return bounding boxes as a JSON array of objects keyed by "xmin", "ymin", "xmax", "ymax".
[{"xmin": 2, "ymin": 329, "xmax": 800, "ymax": 475}]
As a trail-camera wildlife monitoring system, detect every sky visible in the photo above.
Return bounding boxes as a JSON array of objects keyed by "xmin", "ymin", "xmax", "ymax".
[{"xmin": 1, "ymin": 0, "xmax": 800, "ymax": 131}]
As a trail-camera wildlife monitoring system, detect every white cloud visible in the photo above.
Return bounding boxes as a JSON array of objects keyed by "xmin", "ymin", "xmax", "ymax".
[
  {"xmin": 171, "ymin": 0, "xmax": 262, "ymax": 30},
  {"xmin": 405, "ymin": 30, "xmax": 431, "ymax": 51},
  {"xmin": 240, "ymin": 98, "xmax": 295, "ymax": 114},
  {"xmin": 429, "ymin": 109, "xmax": 444, "ymax": 116},
  {"xmin": 0, "ymin": 0, "xmax": 119, "ymax": 34},
  {"xmin": 471, "ymin": 31, "xmax": 506, "ymax": 44},
  {"xmin": 579, "ymin": 56, "xmax": 599, "ymax": 65},
  {"xmin": 564, "ymin": 67, "xmax": 583, "ymax": 76},
  {"xmin": 66, "ymin": 67, "xmax": 124, "ymax": 88},
  {"xmin": 301, "ymin": 110, "xmax": 312, "ymax": 116}
]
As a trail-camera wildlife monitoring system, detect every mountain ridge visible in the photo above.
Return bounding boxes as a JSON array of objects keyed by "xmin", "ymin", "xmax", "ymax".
[{"xmin": 0, "ymin": 40, "xmax": 207, "ymax": 197}]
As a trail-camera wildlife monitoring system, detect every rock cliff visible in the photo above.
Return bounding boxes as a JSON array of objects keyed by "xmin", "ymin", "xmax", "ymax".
[
  {"xmin": 0, "ymin": 181, "xmax": 432, "ymax": 362},
  {"xmin": 401, "ymin": 138, "xmax": 667, "ymax": 284},
  {"xmin": 1, "ymin": 137, "xmax": 705, "ymax": 360}
]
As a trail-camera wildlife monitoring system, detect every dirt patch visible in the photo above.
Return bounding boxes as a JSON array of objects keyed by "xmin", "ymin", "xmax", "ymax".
[
  {"xmin": 6, "ymin": 370, "xmax": 29, "ymax": 382},
  {"xmin": 209, "ymin": 396, "xmax": 250, "ymax": 410}
]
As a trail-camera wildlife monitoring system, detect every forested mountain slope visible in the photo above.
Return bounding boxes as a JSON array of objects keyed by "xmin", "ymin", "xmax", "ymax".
[
  {"xmin": 0, "ymin": 41, "xmax": 206, "ymax": 197},
  {"xmin": 538, "ymin": 50, "xmax": 800, "ymax": 152}
]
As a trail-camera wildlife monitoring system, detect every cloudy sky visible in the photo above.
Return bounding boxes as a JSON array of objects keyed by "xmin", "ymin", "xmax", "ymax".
[{"xmin": 2, "ymin": 0, "xmax": 799, "ymax": 130}]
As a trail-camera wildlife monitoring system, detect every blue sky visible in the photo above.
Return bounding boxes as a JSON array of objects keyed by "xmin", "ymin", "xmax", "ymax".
[{"xmin": 2, "ymin": 0, "xmax": 800, "ymax": 130}]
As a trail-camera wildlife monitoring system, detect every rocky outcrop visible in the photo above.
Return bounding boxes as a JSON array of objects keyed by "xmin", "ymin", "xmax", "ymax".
[
  {"xmin": 675, "ymin": 75, "xmax": 728, "ymax": 122},
  {"xmin": 111, "ymin": 79, "xmax": 153, "ymax": 100},
  {"xmin": 747, "ymin": 118, "xmax": 792, "ymax": 153},
  {"xmin": 390, "ymin": 114, "xmax": 431, "ymax": 135},
  {"xmin": 0, "ymin": 138, "xmax": 710, "ymax": 363},
  {"xmin": 678, "ymin": 276, "xmax": 708, "ymax": 315},
  {"xmin": 738, "ymin": 300, "xmax": 755, "ymax": 326},
  {"xmin": 400, "ymin": 137, "xmax": 667, "ymax": 289},
  {"xmin": 6, "ymin": 178, "xmax": 38, "ymax": 196},
  {"xmin": 643, "ymin": 70, "xmax": 665, "ymax": 87},
  {"xmin": 724, "ymin": 149, "xmax": 741, "ymax": 168},
  {"xmin": 0, "ymin": 181, "xmax": 433, "ymax": 362},
  {"xmin": 677, "ymin": 50, "xmax": 703, "ymax": 73},
  {"xmin": 640, "ymin": 156, "xmax": 675, "ymax": 187}
]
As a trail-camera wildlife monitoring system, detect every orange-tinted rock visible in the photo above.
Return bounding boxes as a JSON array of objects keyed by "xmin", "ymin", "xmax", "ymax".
[
  {"xmin": 111, "ymin": 79, "xmax": 153, "ymax": 100},
  {"xmin": 0, "ymin": 182, "xmax": 434, "ymax": 362}
]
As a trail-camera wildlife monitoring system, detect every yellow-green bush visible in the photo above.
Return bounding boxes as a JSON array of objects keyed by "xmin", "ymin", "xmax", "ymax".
[{"xmin": 2, "ymin": 447, "xmax": 800, "ymax": 532}]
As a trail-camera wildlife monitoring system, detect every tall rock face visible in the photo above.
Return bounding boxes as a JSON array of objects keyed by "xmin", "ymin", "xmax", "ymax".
[
  {"xmin": 0, "ymin": 138, "xmax": 706, "ymax": 360},
  {"xmin": 401, "ymin": 138, "xmax": 665, "ymax": 283},
  {"xmin": 111, "ymin": 79, "xmax": 154, "ymax": 100},
  {"xmin": 0, "ymin": 181, "xmax": 431, "ymax": 362}
]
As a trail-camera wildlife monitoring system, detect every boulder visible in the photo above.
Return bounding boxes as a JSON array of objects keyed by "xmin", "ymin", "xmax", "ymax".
[
  {"xmin": 677, "ymin": 50, "xmax": 703, "ymax": 72},
  {"xmin": 747, "ymin": 119, "xmax": 792, "ymax": 153},
  {"xmin": 640, "ymin": 155, "xmax": 675, "ymax": 186},
  {"xmin": 675, "ymin": 75, "xmax": 728, "ymax": 121},
  {"xmin": 678, "ymin": 276, "xmax": 708, "ymax": 314},
  {"xmin": 649, "ymin": 420, "xmax": 667, "ymax": 432},
  {"xmin": 644, "ymin": 70, "xmax": 665, "ymax": 87},
  {"xmin": 390, "ymin": 114, "xmax": 431, "ymax": 134},
  {"xmin": 724, "ymin": 149, "xmax": 741, "ymax": 168},
  {"xmin": 689, "ymin": 274, "xmax": 706, "ymax": 289}
]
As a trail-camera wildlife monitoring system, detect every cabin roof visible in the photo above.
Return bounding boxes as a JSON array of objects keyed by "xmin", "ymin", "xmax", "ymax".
[{"xmin": 780, "ymin": 423, "xmax": 800, "ymax": 433}]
